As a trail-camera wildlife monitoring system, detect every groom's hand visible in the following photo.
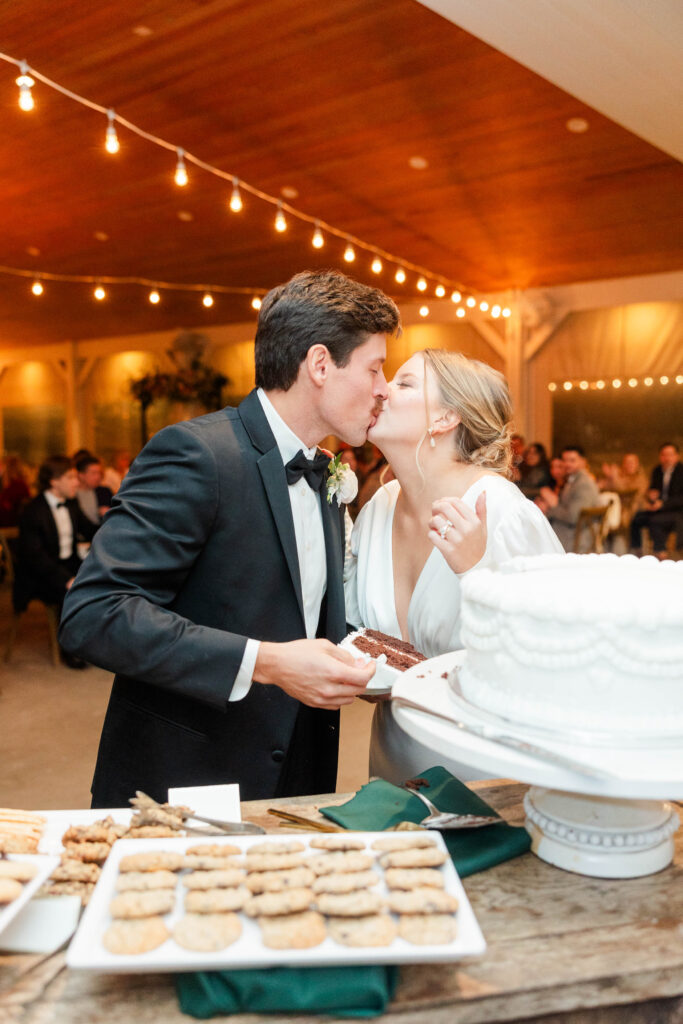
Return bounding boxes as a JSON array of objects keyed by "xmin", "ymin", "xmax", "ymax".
[{"xmin": 254, "ymin": 639, "xmax": 375, "ymax": 710}]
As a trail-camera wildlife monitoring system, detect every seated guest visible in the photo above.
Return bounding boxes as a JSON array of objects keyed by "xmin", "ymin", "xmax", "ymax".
[
  {"xmin": 630, "ymin": 443, "xmax": 683, "ymax": 559},
  {"xmin": 549, "ymin": 456, "xmax": 566, "ymax": 495},
  {"xmin": 517, "ymin": 442, "xmax": 552, "ymax": 500},
  {"xmin": 102, "ymin": 450, "xmax": 131, "ymax": 495},
  {"xmin": 0, "ymin": 454, "xmax": 31, "ymax": 528},
  {"xmin": 14, "ymin": 455, "xmax": 98, "ymax": 668},
  {"xmin": 536, "ymin": 445, "xmax": 600, "ymax": 551},
  {"xmin": 599, "ymin": 452, "xmax": 648, "ymax": 532},
  {"xmin": 75, "ymin": 454, "xmax": 113, "ymax": 525}
]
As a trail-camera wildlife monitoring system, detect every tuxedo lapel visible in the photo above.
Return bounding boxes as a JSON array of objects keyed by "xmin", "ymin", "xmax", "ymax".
[
  {"xmin": 38, "ymin": 494, "xmax": 60, "ymax": 559},
  {"xmin": 318, "ymin": 491, "xmax": 346, "ymax": 641}
]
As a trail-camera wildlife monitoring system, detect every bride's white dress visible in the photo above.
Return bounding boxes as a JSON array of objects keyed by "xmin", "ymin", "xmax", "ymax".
[{"xmin": 344, "ymin": 475, "xmax": 563, "ymax": 784}]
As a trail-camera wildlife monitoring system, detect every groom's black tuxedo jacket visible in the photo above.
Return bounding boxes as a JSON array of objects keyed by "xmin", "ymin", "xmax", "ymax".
[{"xmin": 59, "ymin": 391, "xmax": 346, "ymax": 806}]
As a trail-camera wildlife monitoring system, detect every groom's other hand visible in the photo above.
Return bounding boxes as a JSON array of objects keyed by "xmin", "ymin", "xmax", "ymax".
[{"xmin": 254, "ymin": 640, "xmax": 375, "ymax": 709}]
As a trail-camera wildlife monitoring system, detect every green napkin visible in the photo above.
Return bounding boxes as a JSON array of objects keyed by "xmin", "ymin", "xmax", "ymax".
[
  {"xmin": 175, "ymin": 964, "xmax": 399, "ymax": 1019},
  {"xmin": 321, "ymin": 766, "xmax": 530, "ymax": 877}
]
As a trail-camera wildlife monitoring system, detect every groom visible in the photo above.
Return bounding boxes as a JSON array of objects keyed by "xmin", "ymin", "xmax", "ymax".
[{"xmin": 59, "ymin": 270, "xmax": 400, "ymax": 807}]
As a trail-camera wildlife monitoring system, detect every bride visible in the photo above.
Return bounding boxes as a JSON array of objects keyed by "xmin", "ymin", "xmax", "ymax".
[{"xmin": 344, "ymin": 348, "xmax": 563, "ymax": 784}]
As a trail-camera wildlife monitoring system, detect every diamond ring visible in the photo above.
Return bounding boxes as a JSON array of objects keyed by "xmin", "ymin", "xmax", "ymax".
[{"xmin": 439, "ymin": 519, "xmax": 453, "ymax": 540}]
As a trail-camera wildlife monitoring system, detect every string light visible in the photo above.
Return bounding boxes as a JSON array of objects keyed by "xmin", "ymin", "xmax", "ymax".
[
  {"xmin": 466, "ymin": 296, "xmax": 476, "ymax": 308},
  {"xmin": 596, "ymin": 380, "xmax": 605, "ymax": 389},
  {"xmin": 417, "ymin": 277, "xmax": 427, "ymax": 292},
  {"xmin": 491, "ymin": 305, "xmax": 501, "ymax": 318},
  {"xmin": 251, "ymin": 296, "xmax": 262, "ymax": 310},
  {"xmin": 274, "ymin": 200, "xmax": 287, "ymax": 232},
  {"xmin": 660, "ymin": 375, "xmax": 669, "ymax": 385},
  {"xmin": 174, "ymin": 148, "xmax": 188, "ymax": 186},
  {"xmin": 16, "ymin": 61, "xmax": 34, "ymax": 111},
  {"xmin": 628, "ymin": 378, "xmax": 638, "ymax": 387},
  {"xmin": 502, "ymin": 307, "xmax": 511, "ymax": 318},
  {"xmin": 612, "ymin": 379, "xmax": 622, "ymax": 388},
  {"xmin": 644, "ymin": 377, "xmax": 653, "ymax": 386},
  {"xmin": 343, "ymin": 241, "xmax": 355, "ymax": 262},
  {"xmin": 549, "ymin": 375, "xmax": 679, "ymax": 393},
  {"xmin": 456, "ymin": 307, "xmax": 465, "ymax": 318},
  {"xmin": 547, "ymin": 382, "xmax": 557, "ymax": 392},
  {"xmin": 312, "ymin": 221, "xmax": 324, "ymax": 248},
  {"xmin": 31, "ymin": 279, "xmax": 43, "ymax": 296},
  {"xmin": 435, "ymin": 284, "xmax": 445, "ymax": 298},
  {"xmin": 149, "ymin": 289, "xmax": 160, "ymax": 304},
  {"xmin": 677, "ymin": 375, "xmax": 683, "ymax": 384},
  {"xmin": 419, "ymin": 305, "xmax": 429, "ymax": 317},
  {"xmin": 563, "ymin": 381, "xmax": 573, "ymax": 391},
  {"xmin": 229, "ymin": 178, "xmax": 243, "ymax": 212},
  {"xmin": 395, "ymin": 268, "xmax": 406, "ymax": 284},
  {"xmin": 479, "ymin": 301, "xmax": 489, "ymax": 312},
  {"xmin": 450, "ymin": 291, "xmax": 461, "ymax": 303},
  {"xmin": 202, "ymin": 293, "xmax": 214, "ymax": 308},
  {"xmin": 371, "ymin": 257, "xmax": 382, "ymax": 274},
  {"xmin": 93, "ymin": 284, "xmax": 106, "ymax": 301},
  {"xmin": 105, "ymin": 109, "xmax": 120, "ymax": 154}
]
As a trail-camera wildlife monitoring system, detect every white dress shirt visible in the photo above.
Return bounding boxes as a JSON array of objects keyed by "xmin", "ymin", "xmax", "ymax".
[
  {"xmin": 229, "ymin": 389, "xmax": 327, "ymax": 701},
  {"xmin": 44, "ymin": 490, "xmax": 73, "ymax": 559}
]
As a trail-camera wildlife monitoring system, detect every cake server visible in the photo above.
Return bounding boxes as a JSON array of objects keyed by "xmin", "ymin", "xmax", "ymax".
[{"xmin": 392, "ymin": 697, "xmax": 617, "ymax": 780}]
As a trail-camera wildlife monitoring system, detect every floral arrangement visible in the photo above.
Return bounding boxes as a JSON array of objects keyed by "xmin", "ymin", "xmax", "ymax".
[{"xmin": 130, "ymin": 331, "xmax": 229, "ymax": 411}]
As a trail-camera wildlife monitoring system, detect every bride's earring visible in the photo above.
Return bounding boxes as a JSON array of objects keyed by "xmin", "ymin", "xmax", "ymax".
[{"xmin": 428, "ymin": 428, "xmax": 436, "ymax": 448}]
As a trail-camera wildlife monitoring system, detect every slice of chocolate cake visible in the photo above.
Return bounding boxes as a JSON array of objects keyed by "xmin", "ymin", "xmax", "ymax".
[{"xmin": 347, "ymin": 628, "xmax": 426, "ymax": 671}]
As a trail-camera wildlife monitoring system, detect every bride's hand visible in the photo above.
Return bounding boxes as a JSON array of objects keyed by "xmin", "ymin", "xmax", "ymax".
[{"xmin": 428, "ymin": 492, "xmax": 487, "ymax": 574}]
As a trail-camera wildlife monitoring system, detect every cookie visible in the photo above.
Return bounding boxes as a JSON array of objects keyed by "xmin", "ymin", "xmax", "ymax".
[
  {"xmin": 245, "ymin": 867, "xmax": 315, "ymax": 893},
  {"xmin": 327, "ymin": 914, "xmax": 397, "ymax": 947},
  {"xmin": 103, "ymin": 916, "xmax": 170, "ymax": 955},
  {"xmin": 62, "ymin": 824, "xmax": 120, "ymax": 844},
  {"xmin": 173, "ymin": 912, "xmax": 242, "ymax": 951},
  {"xmin": 372, "ymin": 835, "xmax": 437, "ymax": 852},
  {"xmin": 184, "ymin": 886, "xmax": 249, "ymax": 913},
  {"xmin": 0, "ymin": 861, "xmax": 38, "ymax": 882},
  {"xmin": 183, "ymin": 855, "xmax": 243, "ymax": 871},
  {"xmin": 0, "ymin": 835, "xmax": 38, "ymax": 854},
  {"xmin": 379, "ymin": 848, "xmax": 447, "ymax": 869},
  {"xmin": 387, "ymin": 888, "xmax": 458, "ymax": 914},
  {"xmin": 119, "ymin": 852, "xmax": 184, "ymax": 873},
  {"xmin": 182, "ymin": 869, "xmax": 246, "ymax": 890},
  {"xmin": 115, "ymin": 870, "xmax": 178, "ymax": 892},
  {"xmin": 52, "ymin": 860, "xmax": 101, "ymax": 884},
  {"xmin": 244, "ymin": 887, "xmax": 313, "ymax": 918},
  {"xmin": 309, "ymin": 835, "xmax": 367, "ymax": 851},
  {"xmin": 0, "ymin": 878, "xmax": 23, "ymax": 903},
  {"xmin": 314, "ymin": 891, "xmax": 384, "ymax": 917},
  {"xmin": 398, "ymin": 913, "xmax": 457, "ymax": 945},
  {"xmin": 38, "ymin": 880, "xmax": 95, "ymax": 906},
  {"xmin": 125, "ymin": 826, "xmax": 183, "ymax": 839},
  {"xmin": 185, "ymin": 843, "xmax": 241, "ymax": 857},
  {"xmin": 258, "ymin": 910, "xmax": 326, "ymax": 949},
  {"xmin": 384, "ymin": 868, "xmax": 445, "ymax": 890},
  {"xmin": 247, "ymin": 840, "xmax": 305, "ymax": 855},
  {"xmin": 311, "ymin": 870, "xmax": 379, "ymax": 894},
  {"xmin": 307, "ymin": 852, "xmax": 374, "ymax": 876},
  {"xmin": 62, "ymin": 841, "xmax": 111, "ymax": 863},
  {"xmin": 109, "ymin": 889, "xmax": 175, "ymax": 919},
  {"xmin": 244, "ymin": 852, "xmax": 304, "ymax": 872}
]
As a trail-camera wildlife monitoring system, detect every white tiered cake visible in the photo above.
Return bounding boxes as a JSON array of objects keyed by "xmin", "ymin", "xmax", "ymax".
[{"xmin": 455, "ymin": 554, "xmax": 683, "ymax": 739}]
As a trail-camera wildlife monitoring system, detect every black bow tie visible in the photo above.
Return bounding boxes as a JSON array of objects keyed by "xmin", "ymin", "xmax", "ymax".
[
  {"xmin": 284, "ymin": 449, "xmax": 329, "ymax": 491},
  {"xmin": 56, "ymin": 501, "xmax": 67, "ymax": 509}
]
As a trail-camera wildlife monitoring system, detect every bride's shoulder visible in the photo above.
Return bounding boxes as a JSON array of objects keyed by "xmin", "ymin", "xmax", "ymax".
[{"xmin": 353, "ymin": 479, "xmax": 399, "ymax": 532}]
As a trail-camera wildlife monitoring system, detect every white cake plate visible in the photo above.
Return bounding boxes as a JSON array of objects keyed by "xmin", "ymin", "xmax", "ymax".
[{"xmin": 391, "ymin": 653, "xmax": 682, "ymax": 879}]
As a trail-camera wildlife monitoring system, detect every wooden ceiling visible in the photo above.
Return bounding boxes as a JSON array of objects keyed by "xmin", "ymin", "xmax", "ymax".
[{"xmin": 1, "ymin": 0, "xmax": 682, "ymax": 346}]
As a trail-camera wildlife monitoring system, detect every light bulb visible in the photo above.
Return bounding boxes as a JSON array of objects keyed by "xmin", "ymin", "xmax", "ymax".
[
  {"xmin": 417, "ymin": 278, "xmax": 427, "ymax": 292},
  {"xmin": 502, "ymin": 307, "xmax": 511, "ymax": 318},
  {"xmin": 644, "ymin": 377, "xmax": 653, "ymax": 386},
  {"xmin": 612, "ymin": 378, "xmax": 621, "ymax": 388},
  {"xmin": 251, "ymin": 296, "xmax": 262, "ymax": 310},
  {"xmin": 371, "ymin": 257, "xmax": 382, "ymax": 274},
  {"xmin": 579, "ymin": 380, "xmax": 588, "ymax": 390},
  {"xmin": 628, "ymin": 378, "xmax": 638, "ymax": 387},
  {"xmin": 31, "ymin": 279, "xmax": 43, "ymax": 296},
  {"xmin": 660, "ymin": 375, "xmax": 669, "ymax": 385},
  {"xmin": 94, "ymin": 285, "xmax": 106, "ymax": 301},
  {"xmin": 479, "ymin": 301, "xmax": 489, "ymax": 312},
  {"xmin": 466, "ymin": 296, "xmax": 476, "ymax": 308},
  {"xmin": 343, "ymin": 242, "xmax": 355, "ymax": 263},
  {"xmin": 491, "ymin": 305, "xmax": 501, "ymax": 318},
  {"xmin": 395, "ymin": 268, "xmax": 406, "ymax": 284},
  {"xmin": 174, "ymin": 149, "xmax": 188, "ymax": 186},
  {"xmin": 450, "ymin": 290, "xmax": 461, "ymax": 303},
  {"xmin": 149, "ymin": 290, "xmax": 161, "ymax": 304},
  {"xmin": 105, "ymin": 110, "xmax": 120, "ymax": 154},
  {"xmin": 435, "ymin": 284, "xmax": 446, "ymax": 298},
  {"xmin": 596, "ymin": 380, "xmax": 605, "ymax": 389},
  {"xmin": 563, "ymin": 381, "xmax": 573, "ymax": 391},
  {"xmin": 202, "ymin": 293, "xmax": 214, "ymax": 308},
  {"xmin": 229, "ymin": 178, "xmax": 243, "ymax": 212},
  {"xmin": 16, "ymin": 64, "xmax": 35, "ymax": 111},
  {"xmin": 419, "ymin": 305, "xmax": 429, "ymax": 317},
  {"xmin": 456, "ymin": 307, "xmax": 465, "ymax": 318},
  {"xmin": 312, "ymin": 222, "xmax": 324, "ymax": 248},
  {"xmin": 275, "ymin": 201, "xmax": 287, "ymax": 233},
  {"xmin": 548, "ymin": 382, "xmax": 557, "ymax": 392},
  {"xmin": 676, "ymin": 375, "xmax": 683, "ymax": 384}
]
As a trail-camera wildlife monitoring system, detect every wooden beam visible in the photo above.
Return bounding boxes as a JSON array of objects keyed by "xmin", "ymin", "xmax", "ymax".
[{"xmin": 524, "ymin": 310, "xmax": 570, "ymax": 362}]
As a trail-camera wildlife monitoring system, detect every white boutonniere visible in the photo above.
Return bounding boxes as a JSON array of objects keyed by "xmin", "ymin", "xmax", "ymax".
[{"xmin": 326, "ymin": 453, "xmax": 359, "ymax": 506}]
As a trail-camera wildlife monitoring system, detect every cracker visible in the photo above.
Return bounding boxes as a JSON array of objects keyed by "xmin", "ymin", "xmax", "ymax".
[
  {"xmin": 62, "ymin": 841, "xmax": 111, "ymax": 864},
  {"xmin": 0, "ymin": 878, "xmax": 23, "ymax": 903},
  {"xmin": 372, "ymin": 835, "xmax": 437, "ymax": 852},
  {"xmin": 109, "ymin": 889, "xmax": 175, "ymax": 919},
  {"xmin": 115, "ymin": 870, "xmax": 178, "ymax": 892},
  {"xmin": 184, "ymin": 886, "xmax": 249, "ymax": 913},
  {"xmin": 311, "ymin": 870, "xmax": 378, "ymax": 894},
  {"xmin": 244, "ymin": 887, "xmax": 313, "ymax": 918},
  {"xmin": 307, "ymin": 851, "xmax": 374, "ymax": 876},
  {"xmin": 258, "ymin": 910, "xmax": 326, "ymax": 949},
  {"xmin": 119, "ymin": 852, "xmax": 184, "ymax": 873},
  {"xmin": 379, "ymin": 847, "xmax": 447, "ymax": 869},
  {"xmin": 387, "ymin": 888, "xmax": 458, "ymax": 914},
  {"xmin": 0, "ymin": 835, "xmax": 39, "ymax": 854},
  {"xmin": 182, "ymin": 869, "xmax": 246, "ymax": 890},
  {"xmin": 398, "ymin": 913, "xmax": 457, "ymax": 945},
  {"xmin": 245, "ymin": 867, "xmax": 314, "ymax": 893},
  {"xmin": 183, "ymin": 855, "xmax": 243, "ymax": 871},
  {"xmin": 314, "ymin": 890, "xmax": 384, "ymax": 917},
  {"xmin": 103, "ymin": 916, "xmax": 170, "ymax": 955},
  {"xmin": 244, "ymin": 852, "xmax": 304, "ymax": 872},
  {"xmin": 0, "ymin": 861, "xmax": 38, "ymax": 882},
  {"xmin": 173, "ymin": 913, "xmax": 242, "ymax": 951},
  {"xmin": 384, "ymin": 868, "xmax": 445, "ymax": 890},
  {"xmin": 247, "ymin": 840, "xmax": 305, "ymax": 855},
  {"xmin": 327, "ymin": 914, "xmax": 397, "ymax": 947},
  {"xmin": 185, "ymin": 843, "xmax": 241, "ymax": 857},
  {"xmin": 52, "ymin": 860, "xmax": 101, "ymax": 884},
  {"xmin": 309, "ymin": 835, "xmax": 367, "ymax": 851}
]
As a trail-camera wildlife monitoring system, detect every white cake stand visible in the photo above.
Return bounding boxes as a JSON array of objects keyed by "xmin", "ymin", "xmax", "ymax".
[{"xmin": 391, "ymin": 653, "xmax": 682, "ymax": 879}]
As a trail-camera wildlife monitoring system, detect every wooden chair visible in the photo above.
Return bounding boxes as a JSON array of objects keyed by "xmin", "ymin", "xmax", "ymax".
[
  {"xmin": 0, "ymin": 527, "xmax": 60, "ymax": 667},
  {"xmin": 572, "ymin": 505, "xmax": 611, "ymax": 554}
]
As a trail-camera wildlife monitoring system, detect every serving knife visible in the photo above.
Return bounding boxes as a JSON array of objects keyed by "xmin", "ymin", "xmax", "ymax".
[{"xmin": 392, "ymin": 697, "xmax": 617, "ymax": 780}]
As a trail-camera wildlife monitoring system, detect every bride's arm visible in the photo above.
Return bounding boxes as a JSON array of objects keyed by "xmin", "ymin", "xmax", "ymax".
[{"xmin": 428, "ymin": 492, "xmax": 488, "ymax": 575}]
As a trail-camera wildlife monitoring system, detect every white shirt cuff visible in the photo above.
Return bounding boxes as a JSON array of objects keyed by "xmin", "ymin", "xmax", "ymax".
[{"xmin": 229, "ymin": 639, "xmax": 260, "ymax": 702}]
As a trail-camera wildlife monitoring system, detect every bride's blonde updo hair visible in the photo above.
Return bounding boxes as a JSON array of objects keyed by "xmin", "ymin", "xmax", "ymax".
[{"xmin": 422, "ymin": 349, "xmax": 513, "ymax": 476}]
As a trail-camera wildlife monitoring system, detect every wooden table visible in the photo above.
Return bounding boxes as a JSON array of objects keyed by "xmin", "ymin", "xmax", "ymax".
[{"xmin": 1, "ymin": 780, "xmax": 682, "ymax": 1024}]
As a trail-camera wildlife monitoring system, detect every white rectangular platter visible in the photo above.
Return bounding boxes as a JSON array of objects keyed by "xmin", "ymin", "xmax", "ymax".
[
  {"xmin": 0, "ymin": 855, "xmax": 59, "ymax": 941},
  {"xmin": 67, "ymin": 833, "xmax": 486, "ymax": 971}
]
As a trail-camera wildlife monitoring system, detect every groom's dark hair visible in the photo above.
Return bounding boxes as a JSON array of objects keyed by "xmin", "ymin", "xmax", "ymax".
[{"xmin": 254, "ymin": 270, "xmax": 400, "ymax": 390}]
